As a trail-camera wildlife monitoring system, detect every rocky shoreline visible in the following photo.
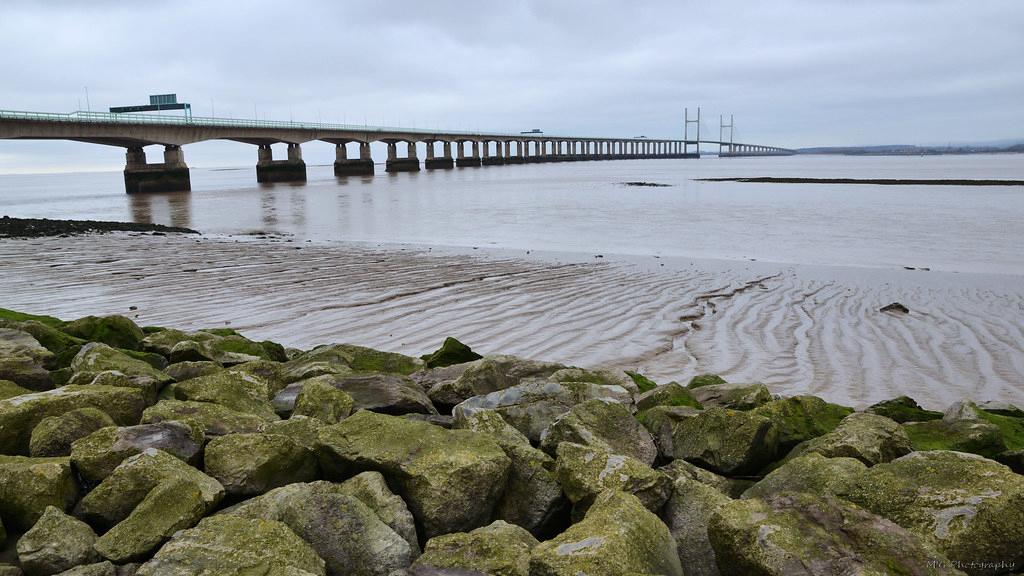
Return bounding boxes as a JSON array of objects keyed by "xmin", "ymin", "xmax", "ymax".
[
  {"xmin": 0, "ymin": 217, "xmax": 198, "ymax": 239},
  {"xmin": 0, "ymin": 307, "xmax": 1022, "ymax": 575}
]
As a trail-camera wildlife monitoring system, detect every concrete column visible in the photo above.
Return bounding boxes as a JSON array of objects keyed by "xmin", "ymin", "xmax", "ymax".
[
  {"xmin": 287, "ymin": 143, "xmax": 303, "ymax": 161},
  {"xmin": 335, "ymin": 141, "xmax": 375, "ymax": 176},
  {"xmin": 387, "ymin": 142, "xmax": 398, "ymax": 160},
  {"xmin": 426, "ymin": 140, "xmax": 455, "ymax": 170},
  {"xmin": 387, "ymin": 142, "xmax": 420, "ymax": 173},
  {"xmin": 256, "ymin": 143, "xmax": 306, "ymax": 183},
  {"xmin": 444, "ymin": 141, "xmax": 452, "ymax": 159},
  {"xmin": 457, "ymin": 140, "xmax": 482, "ymax": 167},
  {"xmin": 124, "ymin": 145, "xmax": 191, "ymax": 193},
  {"xmin": 426, "ymin": 141, "xmax": 436, "ymax": 159}
]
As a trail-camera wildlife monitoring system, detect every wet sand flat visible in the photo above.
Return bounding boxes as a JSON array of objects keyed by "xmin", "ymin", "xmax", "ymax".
[{"xmin": 2, "ymin": 233, "xmax": 1022, "ymax": 409}]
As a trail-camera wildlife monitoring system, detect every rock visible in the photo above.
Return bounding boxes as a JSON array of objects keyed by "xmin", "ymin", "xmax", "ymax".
[
  {"xmin": 140, "ymin": 400, "xmax": 271, "ymax": 438},
  {"xmin": 905, "ymin": 418, "xmax": 1007, "ymax": 458},
  {"xmin": 453, "ymin": 410, "xmax": 566, "ymax": 537},
  {"xmin": 0, "ymin": 385, "xmax": 146, "ymax": 455},
  {"xmin": 337, "ymin": 471, "xmax": 421, "ymax": 558},
  {"xmin": 0, "ymin": 566, "xmax": 19, "ymax": 576},
  {"xmin": 554, "ymin": 442, "xmax": 671, "ymax": 515},
  {"xmin": 162, "ymin": 361, "xmax": 222, "ymax": 382},
  {"xmin": 281, "ymin": 344, "xmax": 422, "ymax": 383},
  {"xmin": 637, "ymin": 405, "xmax": 703, "ymax": 460},
  {"xmin": 204, "ymin": 433, "xmax": 317, "ymax": 496},
  {"xmin": 865, "ymin": 395, "xmax": 942, "ymax": 423},
  {"xmin": 226, "ymin": 359, "xmax": 287, "ymax": 397},
  {"xmin": 317, "ymin": 410, "xmax": 510, "ymax": 539},
  {"xmin": 668, "ymin": 407, "xmax": 780, "ymax": 475},
  {"xmin": 259, "ymin": 415, "xmax": 324, "ymax": 450},
  {"xmin": 62, "ymin": 316, "xmax": 145, "ymax": 351},
  {"xmin": 836, "ymin": 451, "xmax": 1024, "ymax": 575},
  {"xmin": 689, "ymin": 382, "xmax": 772, "ymax": 410},
  {"xmin": 50, "ymin": 562, "xmax": 118, "ymax": 576},
  {"xmin": 659, "ymin": 458, "xmax": 735, "ymax": 496},
  {"xmin": 0, "ymin": 456, "xmax": 78, "ymax": 531},
  {"xmin": 0, "ymin": 380, "xmax": 30, "ymax": 400},
  {"xmin": 16, "ymin": 506, "xmax": 99, "ymax": 576},
  {"xmin": 708, "ymin": 491, "xmax": 961, "ymax": 576},
  {"xmin": 540, "ymin": 399, "xmax": 657, "ymax": 466},
  {"xmin": 170, "ymin": 371, "xmax": 277, "ymax": 420},
  {"xmin": 688, "ymin": 374, "xmax": 728, "ymax": 389},
  {"xmin": 70, "ymin": 422, "xmax": 203, "ymax": 485},
  {"xmin": 996, "ymin": 449, "xmax": 1024, "ymax": 474},
  {"xmin": 292, "ymin": 378, "xmax": 354, "ymax": 423},
  {"xmin": 330, "ymin": 373, "xmax": 437, "ymax": 416},
  {"xmin": 547, "ymin": 367, "xmax": 638, "ymax": 393},
  {"xmin": 413, "ymin": 521, "xmax": 538, "ymax": 576},
  {"xmin": 0, "ymin": 328, "xmax": 53, "ymax": 366},
  {"xmin": 70, "ymin": 344, "xmax": 172, "ymax": 400},
  {"xmin": 784, "ymin": 412, "xmax": 912, "ymax": 466},
  {"xmin": 421, "ymin": 337, "xmax": 482, "ymax": 369},
  {"xmin": 635, "ymin": 382, "xmax": 702, "ymax": 412},
  {"xmin": 227, "ymin": 481, "xmax": 411, "ymax": 576},
  {"xmin": 75, "ymin": 449, "xmax": 223, "ymax": 561},
  {"xmin": 741, "ymin": 453, "xmax": 867, "ymax": 500},
  {"xmin": 975, "ymin": 400, "xmax": 1024, "ymax": 418},
  {"xmin": 624, "ymin": 370, "xmax": 658, "ymax": 393},
  {"xmin": 135, "ymin": 515, "xmax": 326, "ymax": 576},
  {"xmin": 529, "ymin": 490, "xmax": 682, "ymax": 576},
  {"xmin": 750, "ymin": 395, "xmax": 854, "ymax": 451},
  {"xmin": 663, "ymin": 474, "xmax": 732, "ymax": 576},
  {"xmin": 453, "ymin": 380, "xmax": 632, "ymax": 443},
  {"xmin": 0, "ymin": 320, "xmax": 82, "ymax": 369},
  {"xmin": 880, "ymin": 302, "xmax": 910, "ymax": 314},
  {"xmin": 0, "ymin": 354, "xmax": 52, "ymax": 391},
  {"xmin": 409, "ymin": 363, "xmax": 473, "ymax": 394},
  {"xmin": 429, "ymin": 355, "xmax": 566, "ymax": 409},
  {"xmin": 29, "ymin": 408, "xmax": 115, "ymax": 457}
]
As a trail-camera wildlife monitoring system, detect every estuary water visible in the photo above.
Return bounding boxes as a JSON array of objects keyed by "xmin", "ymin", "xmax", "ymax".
[{"xmin": 2, "ymin": 153, "xmax": 1023, "ymax": 275}]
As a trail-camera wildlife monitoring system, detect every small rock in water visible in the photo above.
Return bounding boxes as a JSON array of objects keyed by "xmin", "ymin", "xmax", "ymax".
[{"xmin": 880, "ymin": 302, "xmax": 910, "ymax": 314}]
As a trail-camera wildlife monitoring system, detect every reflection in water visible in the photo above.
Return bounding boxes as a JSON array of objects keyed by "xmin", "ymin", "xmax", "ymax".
[
  {"xmin": 127, "ymin": 191, "xmax": 192, "ymax": 229},
  {"xmin": 260, "ymin": 188, "xmax": 278, "ymax": 230},
  {"xmin": 289, "ymin": 189, "xmax": 306, "ymax": 229}
]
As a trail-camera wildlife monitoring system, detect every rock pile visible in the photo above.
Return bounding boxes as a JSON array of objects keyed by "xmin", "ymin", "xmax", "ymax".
[{"xmin": 0, "ymin": 306, "xmax": 1022, "ymax": 575}]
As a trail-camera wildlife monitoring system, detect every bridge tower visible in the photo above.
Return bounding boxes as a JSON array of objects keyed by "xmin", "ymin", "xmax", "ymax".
[
  {"xmin": 684, "ymin": 107, "xmax": 700, "ymax": 158},
  {"xmin": 719, "ymin": 114, "xmax": 734, "ymax": 157}
]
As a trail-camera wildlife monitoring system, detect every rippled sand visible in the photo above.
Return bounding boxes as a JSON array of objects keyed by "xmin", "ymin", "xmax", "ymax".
[{"xmin": 3, "ymin": 233, "xmax": 1022, "ymax": 409}]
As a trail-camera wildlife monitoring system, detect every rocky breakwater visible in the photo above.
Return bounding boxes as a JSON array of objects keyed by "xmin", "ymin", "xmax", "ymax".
[{"xmin": 0, "ymin": 307, "xmax": 1022, "ymax": 575}]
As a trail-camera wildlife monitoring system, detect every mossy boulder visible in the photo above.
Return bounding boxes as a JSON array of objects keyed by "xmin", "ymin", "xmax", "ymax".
[
  {"xmin": 453, "ymin": 380, "xmax": 632, "ymax": 443},
  {"xmin": 292, "ymin": 379, "xmax": 354, "ymax": 424},
  {"xmin": 836, "ymin": 451, "xmax": 1024, "ymax": 575},
  {"xmin": 1, "ymin": 320, "xmax": 84, "ymax": 369},
  {"xmin": 48, "ymin": 562, "xmax": 119, "ymax": 575},
  {"xmin": 548, "ymin": 367, "xmax": 638, "ymax": 393},
  {"xmin": 227, "ymin": 359, "xmax": 287, "ymax": 396},
  {"xmin": 529, "ymin": 490, "xmax": 682, "ymax": 576},
  {"xmin": 624, "ymin": 370, "xmax": 658, "ymax": 393},
  {"xmin": 29, "ymin": 408, "xmax": 115, "ymax": 457},
  {"xmin": 135, "ymin": 515, "xmax": 326, "ymax": 576},
  {"xmin": 144, "ymin": 329, "xmax": 285, "ymax": 366},
  {"xmin": 70, "ymin": 421, "xmax": 203, "ymax": 485},
  {"xmin": 0, "ymin": 380, "xmax": 30, "ymax": 401},
  {"xmin": 69, "ymin": 343, "xmax": 173, "ymax": 400},
  {"xmin": 741, "ymin": 453, "xmax": 867, "ymax": 500},
  {"xmin": 0, "ymin": 456, "xmax": 78, "ymax": 531},
  {"xmin": 259, "ymin": 416, "xmax": 324, "ymax": 450},
  {"xmin": 659, "ymin": 458, "xmax": 736, "ymax": 498},
  {"xmin": 429, "ymin": 355, "xmax": 567, "ymax": 409},
  {"xmin": 316, "ymin": 410, "xmax": 510, "ymax": 539},
  {"xmin": 421, "ymin": 337, "xmax": 482, "ymax": 369},
  {"xmin": 708, "ymin": 491, "xmax": 963, "ymax": 576},
  {"xmin": 0, "ymin": 308, "xmax": 62, "ymax": 327},
  {"xmin": 0, "ymin": 385, "xmax": 146, "ymax": 455},
  {"xmin": 0, "ymin": 327, "xmax": 53, "ymax": 366},
  {"xmin": 663, "ymin": 474, "xmax": 732, "ymax": 576},
  {"xmin": 635, "ymin": 382, "xmax": 701, "ymax": 412},
  {"xmin": 541, "ymin": 399, "xmax": 657, "ymax": 465},
  {"xmin": 169, "ymin": 371, "xmax": 277, "ymax": 420},
  {"xmin": 337, "ymin": 471, "xmax": 421, "ymax": 559},
  {"xmin": 784, "ymin": 412, "xmax": 912, "ymax": 466},
  {"xmin": 204, "ymin": 433, "xmax": 317, "ymax": 496},
  {"xmin": 637, "ymin": 405, "xmax": 703, "ymax": 460},
  {"xmin": 282, "ymin": 344, "xmax": 422, "ymax": 383},
  {"xmin": 227, "ymin": 480, "xmax": 412, "ymax": 576},
  {"xmin": 751, "ymin": 395, "xmax": 854, "ymax": 451},
  {"xmin": 329, "ymin": 373, "xmax": 437, "ymax": 416},
  {"xmin": 454, "ymin": 410, "xmax": 566, "ymax": 537},
  {"xmin": 554, "ymin": 442, "xmax": 671, "ymax": 515},
  {"xmin": 688, "ymin": 374, "xmax": 728, "ymax": 389},
  {"xmin": 905, "ymin": 418, "xmax": 1007, "ymax": 458},
  {"xmin": 140, "ymin": 400, "xmax": 271, "ymax": 438},
  {"xmin": 866, "ymin": 395, "xmax": 943, "ymax": 423},
  {"xmin": 16, "ymin": 506, "xmax": 99, "ymax": 576},
  {"xmin": 413, "ymin": 520, "xmax": 538, "ymax": 576},
  {"xmin": 0, "ymin": 332, "xmax": 53, "ymax": 390},
  {"xmin": 690, "ymin": 382, "xmax": 772, "ymax": 410},
  {"xmin": 76, "ymin": 450, "xmax": 224, "ymax": 562},
  {"xmin": 162, "ymin": 361, "xmax": 222, "ymax": 382},
  {"xmin": 669, "ymin": 407, "xmax": 780, "ymax": 475},
  {"xmin": 62, "ymin": 316, "xmax": 145, "ymax": 352}
]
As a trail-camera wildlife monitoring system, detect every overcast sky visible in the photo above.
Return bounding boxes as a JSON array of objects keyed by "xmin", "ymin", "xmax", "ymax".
[{"xmin": 2, "ymin": 0, "xmax": 1022, "ymax": 172}]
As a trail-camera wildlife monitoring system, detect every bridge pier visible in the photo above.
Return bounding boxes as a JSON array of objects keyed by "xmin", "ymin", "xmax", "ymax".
[
  {"xmin": 123, "ymin": 145, "xmax": 191, "ymax": 194},
  {"xmin": 425, "ymin": 141, "xmax": 455, "ymax": 169},
  {"xmin": 385, "ymin": 141, "xmax": 420, "ymax": 173},
  {"xmin": 256, "ymin": 143, "xmax": 306, "ymax": 183},
  {"xmin": 334, "ymin": 142, "xmax": 374, "ymax": 176},
  {"xmin": 457, "ymin": 141, "xmax": 482, "ymax": 167}
]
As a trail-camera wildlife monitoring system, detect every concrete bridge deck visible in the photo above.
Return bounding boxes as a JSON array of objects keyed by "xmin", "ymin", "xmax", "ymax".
[{"xmin": 0, "ymin": 109, "xmax": 795, "ymax": 193}]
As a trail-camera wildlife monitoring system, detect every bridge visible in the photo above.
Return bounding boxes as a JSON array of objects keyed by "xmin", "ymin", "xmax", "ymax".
[{"xmin": 0, "ymin": 109, "xmax": 796, "ymax": 193}]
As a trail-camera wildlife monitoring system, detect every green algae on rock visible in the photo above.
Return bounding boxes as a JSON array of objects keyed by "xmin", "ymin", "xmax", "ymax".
[
  {"xmin": 413, "ymin": 520, "xmax": 538, "ymax": 576},
  {"xmin": 540, "ymin": 398, "xmax": 658, "ymax": 465},
  {"xmin": 141, "ymin": 399, "xmax": 271, "ymax": 438},
  {"xmin": 420, "ymin": 336, "xmax": 483, "ymax": 368},
  {"xmin": 0, "ymin": 456, "xmax": 78, "ymax": 531},
  {"xmin": 204, "ymin": 433, "xmax": 318, "ymax": 496},
  {"xmin": 554, "ymin": 442, "xmax": 671, "ymax": 515},
  {"xmin": 866, "ymin": 395, "xmax": 943, "ymax": 423},
  {"xmin": 687, "ymin": 374, "xmax": 728, "ymax": 389},
  {"xmin": 663, "ymin": 474, "xmax": 732, "ymax": 576},
  {"xmin": 668, "ymin": 407, "xmax": 780, "ymax": 475},
  {"xmin": 62, "ymin": 315, "xmax": 146, "ymax": 352},
  {"xmin": 751, "ymin": 395, "xmax": 854, "ymax": 451},
  {"xmin": 741, "ymin": 452, "xmax": 867, "ymax": 500},
  {"xmin": 635, "ymin": 382, "xmax": 702, "ymax": 412},
  {"xmin": 783, "ymin": 412, "xmax": 912, "ymax": 466},
  {"xmin": 29, "ymin": 407, "xmax": 116, "ymax": 458},
  {"xmin": 70, "ymin": 421, "xmax": 204, "ymax": 486},
  {"xmin": 292, "ymin": 378, "xmax": 354, "ymax": 424},
  {"xmin": 690, "ymin": 382, "xmax": 773, "ymax": 411},
  {"xmin": 16, "ymin": 505, "xmax": 99, "ymax": 576}
]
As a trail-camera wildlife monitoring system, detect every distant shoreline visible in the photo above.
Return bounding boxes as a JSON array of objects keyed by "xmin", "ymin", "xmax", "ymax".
[
  {"xmin": 698, "ymin": 177, "xmax": 1024, "ymax": 186},
  {"xmin": 0, "ymin": 216, "xmax": 198, "ymax": 238}
]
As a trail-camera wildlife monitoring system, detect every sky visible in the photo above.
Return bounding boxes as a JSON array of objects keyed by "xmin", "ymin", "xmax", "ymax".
[{"xmin": 1, "ymin": 0, "xmax": 1022, "ymax": 172}]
